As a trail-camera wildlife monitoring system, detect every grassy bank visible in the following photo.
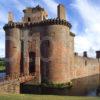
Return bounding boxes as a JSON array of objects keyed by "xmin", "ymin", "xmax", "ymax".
[
  {"xmin": 0, "ymin": 94, "xmax": 99, "ymax": 100},
  {"xmin": 0, "ymin": 65, "xmax": 5, "ymax": 71},
  {"xmin": 0, "ymin": 60, "xmax": 5, "ymax": 71}
]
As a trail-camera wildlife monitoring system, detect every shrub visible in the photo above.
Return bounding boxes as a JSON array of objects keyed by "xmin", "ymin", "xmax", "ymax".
[{"xmin": 41, "ymin": 81, "xmax": 73, "ymax": 89}]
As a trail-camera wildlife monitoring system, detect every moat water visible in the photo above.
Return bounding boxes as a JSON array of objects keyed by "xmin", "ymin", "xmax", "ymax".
[
  {"xmin": 0, "ymin": 72, "xmax": 97, "ymax": 96},
  {"xmin": 0, "ymin": 72, "xmax": 5, "ymax": 78},
  {"xmin": 87, "ymin": 89, "xmax": 97, "ymax": 96},
  {"xmin": 22, "ymin": 74, "xmax": 99, "ymax": 96}
]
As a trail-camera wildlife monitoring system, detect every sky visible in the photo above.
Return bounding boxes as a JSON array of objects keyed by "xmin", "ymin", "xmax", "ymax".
[{"xmin": 0, "ymin": 0, "xmax": 100, "ymax": 57}]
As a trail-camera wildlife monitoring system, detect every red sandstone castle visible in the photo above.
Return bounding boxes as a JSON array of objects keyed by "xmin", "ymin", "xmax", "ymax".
[{"xmin": 3, "ymin": 4, "xmax": 100, "ymax": 86}]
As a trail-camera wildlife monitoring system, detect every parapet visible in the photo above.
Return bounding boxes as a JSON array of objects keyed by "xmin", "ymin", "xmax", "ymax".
[
  {"xmin": 3, "ymin": 18, "xmax": 72, "ymax": 30},
  {"xmin": 75, "ymin": 51, "xmax": 100, "ymax": 59}
]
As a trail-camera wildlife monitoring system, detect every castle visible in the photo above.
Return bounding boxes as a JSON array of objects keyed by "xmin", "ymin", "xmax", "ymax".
[{"xmin": 3, "ymin": 4, "xmax": 100, "ymax": 88}]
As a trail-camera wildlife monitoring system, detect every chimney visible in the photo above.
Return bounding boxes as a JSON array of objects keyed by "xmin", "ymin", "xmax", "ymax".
[
  {"xmin": 96, "ymin": 51, "xmax": 100, "ymax": 58},
  {"xmin": 83, "ymin": 51, "xmax": 87, "ymax": 57},
  {"xmin": 8, "ymin": 12, "xmax": 13, "ymax": 22},
  {"xmin": 57, "ymin": 4, "xmax": 66, "ymax": 20}
]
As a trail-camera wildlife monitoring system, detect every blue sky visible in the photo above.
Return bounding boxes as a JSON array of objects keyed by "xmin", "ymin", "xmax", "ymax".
[{"xmin": 0, "ymin": 0, "xmax": 100, "ymax": 57}]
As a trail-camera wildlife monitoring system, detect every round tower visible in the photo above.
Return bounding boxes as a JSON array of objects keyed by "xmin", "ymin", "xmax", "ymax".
[
  {"xmin": 40, "ymin": 4, "xmax": 73, "ymax": 84},
  {"xmin": 4, "ymin": 24, "xmax": 21, "ymax": 77},
  {"xmin": 41, "ymin": 23, "xmax": 71, "ymax": 84}
]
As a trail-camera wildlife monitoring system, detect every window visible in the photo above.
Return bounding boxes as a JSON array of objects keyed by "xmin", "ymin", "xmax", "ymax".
[
  {"xmin": 28, "ymin": 17, "xmax": 31, "ymax": 22},
  {"xmin": 29, "ymin": 52, "xmax": 36, "ymax": 74},
  {"xmin": 85, "ymin": 60, "xmax": 87, "ymax": 66}
]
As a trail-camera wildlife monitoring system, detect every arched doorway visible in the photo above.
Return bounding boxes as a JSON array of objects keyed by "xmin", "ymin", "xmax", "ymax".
[{"xmin": 29, "ymin": 52, "xmax": 36, "ymax": 74}]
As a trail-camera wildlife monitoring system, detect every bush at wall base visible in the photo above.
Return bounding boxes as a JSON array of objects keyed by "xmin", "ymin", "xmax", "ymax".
[{"xmin": 41, "ymin": 81, "xmax": 73, "ymax": 89}]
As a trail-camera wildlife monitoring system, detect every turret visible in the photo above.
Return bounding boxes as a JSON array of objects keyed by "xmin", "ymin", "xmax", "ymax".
[
  {"xmin": 57, "ymin": 4, "xmax": 66, "ymax": 20},
  {"xmin": 8, "ymin": 12, "xmax": 13, "ymax": 23},
  {"xmin": 40, "ymin": 5, "xmax": 72, "ymax": 84},
  {"xmin": 4, "ymin": 24, "xmax": 21, "ymax": 77}
]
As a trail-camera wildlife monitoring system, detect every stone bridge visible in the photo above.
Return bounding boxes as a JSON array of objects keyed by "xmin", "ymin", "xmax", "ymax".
[{"xmin": 0, "ymin": 74, "xmax": 35, "ymax": 94}]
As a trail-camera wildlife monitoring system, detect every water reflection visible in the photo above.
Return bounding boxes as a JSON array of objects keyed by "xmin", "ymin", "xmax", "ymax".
[
  {"xmin": 87, "ymin": 89, "xmax": 96, "ymax": 96},
  {"xmin": 0, "ymin": 72, "xmax": 6, "ymax": 78}
]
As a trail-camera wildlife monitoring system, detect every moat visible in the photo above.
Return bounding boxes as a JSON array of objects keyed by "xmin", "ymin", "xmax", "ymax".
[{"xmin": 0, "ymin": 72, "xmax": 99, "ymax": 96}]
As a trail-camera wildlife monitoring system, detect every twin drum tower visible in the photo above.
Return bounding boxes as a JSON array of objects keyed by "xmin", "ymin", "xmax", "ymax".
[{"xmin": 4, "ymin": 4, "xmax": 77, "ymax": 84}]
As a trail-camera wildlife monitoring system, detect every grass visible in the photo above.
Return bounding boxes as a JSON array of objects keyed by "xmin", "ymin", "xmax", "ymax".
[
  {"xmin": 0, "ymin": 60, "xmax": 5, "ymax": 71},
  {"xmin": 0, "ymin": 94, "xmax": 99, "ymax": 100},
  {"xmin": 0, "ymin": 65, "xmax": 5, "ymax": 71}
]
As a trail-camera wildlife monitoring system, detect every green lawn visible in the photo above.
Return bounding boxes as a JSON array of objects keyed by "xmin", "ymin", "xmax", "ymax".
[{"xmin": 0, "ymin": 94, "xmax": 99, "ymax": 100}]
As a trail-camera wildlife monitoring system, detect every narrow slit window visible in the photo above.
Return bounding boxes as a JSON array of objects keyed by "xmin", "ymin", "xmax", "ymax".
[{"xmin": 28, "ymin": 17, "xmax": 31, "ymax": 22}]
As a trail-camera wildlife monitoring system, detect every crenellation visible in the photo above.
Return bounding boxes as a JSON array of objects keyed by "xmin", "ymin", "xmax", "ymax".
[
  {"xmin": 83, "ymin": 51, "xmax": 88, "ymax": 57},
  {"xmin": 96, "ymin": 51, "xmax": 100, "ymax": 58},
  {"xmin": 4, "ymin": 19, "xmax": 72, "ymax": 30}
]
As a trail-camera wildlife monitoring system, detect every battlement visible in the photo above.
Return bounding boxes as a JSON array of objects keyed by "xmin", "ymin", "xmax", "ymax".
[
  {"xmin": 5, "ymin": 4, "xmax": 71, "ymax": 30},
  {"xmin": 4, "ymin": 18, "xmax": 72, "ymax": 30},
  {"xmin": 74, "ymin": 51, "xmax": 100, "ymax": 59},
  {"xmin": 23, "ymin": 5, "xmax": 45, "ymax": 13}
]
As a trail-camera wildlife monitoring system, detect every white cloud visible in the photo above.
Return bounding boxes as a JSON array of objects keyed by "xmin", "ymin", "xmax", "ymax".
[
  {"xmin": 0, "ymin": 33, "xmax": 5, "ymax": 57},
  {"xmin": 71, "ymin": 20, "xmax": 79, "ymax": 35},
  {"xmin": 0, "ymin": 10, "xmax": 7, "ymax": 23},
  {"xmin": 42, "ymin": 0, "xmax": 58, "ymax": 17},
  {"xmin": 0, "ymin": 0, "xmax": 37, "ymax": 57},
  {"xmin": 72, "ymin": 0, "xmax": 100, "ymax": 57},
  {"xmin": 0, "ymin": 0, "xmax": 25, "ymax": 23},
  {"xmin": 0, "ymin": 49, "xmax": 5, "ymax": 57},
  {"xmin": 0, "ymin": 29, "xmax": 4, "ymax": 34},
  {"xmin": 12, "ymin": 0, "xmax": 25, "ymax": 12}
]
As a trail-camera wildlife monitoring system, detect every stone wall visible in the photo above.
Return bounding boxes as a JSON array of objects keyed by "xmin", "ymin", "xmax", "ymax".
[
  {"xmin": 68, "ymin": 55, "xmax": 100, "ymax": 95},
  {"xmin": 0, "ymin": 80, "xmax": 20, "ymax": 94},
  {"xmin": 73, "ymin": 55, "xmax": 100, "ymax": 79}
]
